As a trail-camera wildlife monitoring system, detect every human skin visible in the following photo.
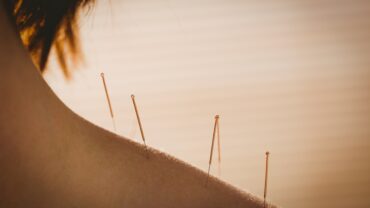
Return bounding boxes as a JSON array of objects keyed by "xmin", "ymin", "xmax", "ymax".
[{"xmin": 0, "ymin": 4, "xmax": 273, "ymax": 208}]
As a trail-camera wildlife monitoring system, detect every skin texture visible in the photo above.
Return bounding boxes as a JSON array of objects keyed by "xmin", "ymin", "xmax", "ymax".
[{"xmin": 0, "ymin": 4, "xmax": 274, "ymax": 208}]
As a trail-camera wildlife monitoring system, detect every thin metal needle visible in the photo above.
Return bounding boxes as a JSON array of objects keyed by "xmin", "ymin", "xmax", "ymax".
[
  {"xmin": 216, "ymin": 117, "xmax": 221, "ymax": 176},
  {"xmin": 100, "ymin": 73, "xmax": 116, "ymax": 132},
  {"xmin": 264, "ymin": 151, "xmax": 270, "ymax": 208},
  {"xmin": 206, "ymin": 115, "xmax": 219, "ymax": 186},
  {"xmin": 131, "ymin": 94, "xmax": 148, "ymax": 155}
]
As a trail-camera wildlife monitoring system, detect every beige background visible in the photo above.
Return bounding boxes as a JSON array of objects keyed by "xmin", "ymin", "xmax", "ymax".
[{"xmin": 45, "ymin": 0, "xmax": 370, "ymax": 207}]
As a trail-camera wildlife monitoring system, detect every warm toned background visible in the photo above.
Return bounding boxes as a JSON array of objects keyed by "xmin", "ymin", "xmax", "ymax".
[{"xmin": 44, "ymin": 0, "xmax": 370, "ymax": 207}]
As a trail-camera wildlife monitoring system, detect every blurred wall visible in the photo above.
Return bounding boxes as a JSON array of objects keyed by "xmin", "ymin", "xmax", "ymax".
[{"xmin": 45, "ymin": 0, "xmax": 370, "ymax": 207}]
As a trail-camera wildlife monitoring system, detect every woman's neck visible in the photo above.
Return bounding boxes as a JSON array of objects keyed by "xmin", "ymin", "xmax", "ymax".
[
  {"xmin": 0, "ymin": 2, "xmax": 80, "ymax": 183},
  {"xmin": 0, "ymin": 2, "xmax": 74, "ymax": 138}
]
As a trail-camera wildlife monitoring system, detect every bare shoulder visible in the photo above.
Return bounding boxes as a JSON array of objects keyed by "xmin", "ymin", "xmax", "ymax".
[{"xmin": 73, "ymin": 116, "xmax": 275, "ymax": 208}]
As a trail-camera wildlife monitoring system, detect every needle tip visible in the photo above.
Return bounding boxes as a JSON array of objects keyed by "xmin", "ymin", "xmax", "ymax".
[
  {"xmin": 100, "ymin": 72, "xmax": 105, "ymax": 77},
  {"xmin": 215, "ymin": 115, "xmax": 220, "ymax": 119},
  {"xmin": 131, "ymin": 94, "xmax": 135, "ymax": 99},
  {"xmin": 266, "ymin": 151, "xmax": 270, "ymax": 155}
]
